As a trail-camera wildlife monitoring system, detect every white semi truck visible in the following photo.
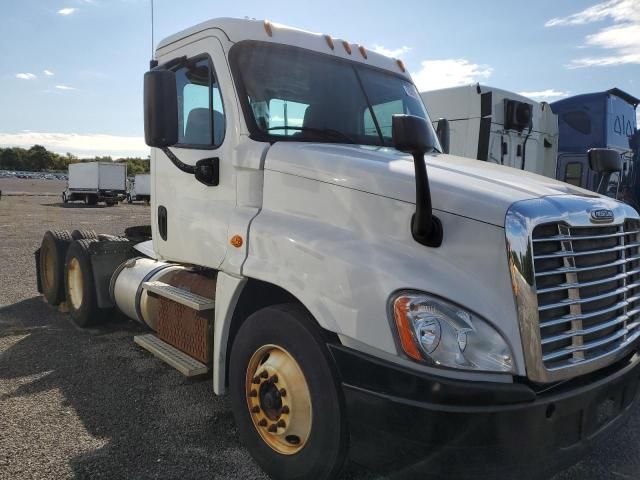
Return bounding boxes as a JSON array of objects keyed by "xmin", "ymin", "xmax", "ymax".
[
  {"xmin": 62, "ymin": 161, "xmax": 127, "ymax": 205},
  {"xmin": 421, "ymin": 85, "xmax": 559, "ymax": 178},
  {"xmin": 127, "ymin": 173, "xmax": 151, "ymax": 203},
  {"xmin": 35, "ymin": 18, "xmax": 640, "ymax": 480}
]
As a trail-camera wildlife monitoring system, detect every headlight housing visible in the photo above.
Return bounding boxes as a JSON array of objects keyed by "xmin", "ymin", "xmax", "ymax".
[{"xmin": 392, "ymin": 292, "xmax": 514, "ymax": 373}]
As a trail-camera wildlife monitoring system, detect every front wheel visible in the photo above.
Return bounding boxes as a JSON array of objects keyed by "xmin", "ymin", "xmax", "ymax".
[{"xmin": 229, "ymin": 304, "xmax": 348, "ymax": 480}]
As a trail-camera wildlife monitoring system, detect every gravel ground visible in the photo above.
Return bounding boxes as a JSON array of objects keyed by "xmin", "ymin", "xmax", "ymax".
[
  {"xmin": 0, "ymin": 189, "xmax": 639, "ymax": 479},
  {"xmin": 0, "ymin": 177, "xmax": 67, "ymax": 196}
]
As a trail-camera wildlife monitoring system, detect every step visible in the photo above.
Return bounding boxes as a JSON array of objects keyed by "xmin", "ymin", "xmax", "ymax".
[
  {"xmin": 134, "ymin": 334, "xmax": 209, "ymax": 377},
  {"xmin": 142, "ymin": 280, "xmax": 215, "ymax": 311}
]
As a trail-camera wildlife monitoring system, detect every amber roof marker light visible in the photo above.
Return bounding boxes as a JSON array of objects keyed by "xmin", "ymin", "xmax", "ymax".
[
  {"xmin": 396, "ymin": 59, "xmax": 406, "ymax": 72},
  {"xmin": 342, "ymin": 40, "xmax": 352, "ymax": 55},
  {"xmin": 264, "ymin": 20, "xmax": 273, "ymax": 37},
  {"xmin": 324, "ymin": 34, "xmax": 335, "ymax": 50},
  {"xmin": 358, "ymin": 45, "xmax": 367, "ymax": 59}
]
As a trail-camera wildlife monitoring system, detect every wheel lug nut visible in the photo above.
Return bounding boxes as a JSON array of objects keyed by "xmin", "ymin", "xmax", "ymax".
[
  {"xmin": 277, "ymin": 419, "xmax": 286, "ymax": 428},
  {"xmin": 251, "ymin": 406, "xmax": 260, "ymax": 414},
  {"xmin": 268, "ymin": 424, "xmax": 278, "ymax": 432},
  {"xmin": 258, "ymin": 419, "xmax": 267, "ymax": 427},
  {"xmin": 269, "ymin": 375, "xmax": 279, "ymax": 383},
  {"xmin": 249, "ymin": 389, "xmax": 257, "ymax": 397},
  {"xmin": 260, "ymin": 370, "xmax": 269, "ymax": 378},
  {"xmin": 281, "ymin": 406, "xmax": 290, "ymax": 414},
  {"xmin": 279, "ymin": 388, "xmax": 287, "ymax": 397}
]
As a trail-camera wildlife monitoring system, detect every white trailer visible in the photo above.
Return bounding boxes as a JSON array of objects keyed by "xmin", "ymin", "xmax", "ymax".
[
  {"xmin": 421, "ymin": 85, "xmax": 558, "ymax": 178},
  {"xmin": 35, "ymin": 18, "xmax": 640, "ymax": 480},
  {"xmin": 127, "ymin": 173, "xmax": 151, "ymax": 203},
  {"xmin": 63, "ymin": 162, "xmax": 126, "ymax": 205}
]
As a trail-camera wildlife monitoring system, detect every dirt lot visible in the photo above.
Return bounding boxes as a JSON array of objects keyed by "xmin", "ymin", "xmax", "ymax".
[
  {"xmin": 0, "ymin": 185, "xmax": 639, "ymax": 479},
  {"xmin": 0, "ymin": 177, "xmax": 67, "ymax": 196}
]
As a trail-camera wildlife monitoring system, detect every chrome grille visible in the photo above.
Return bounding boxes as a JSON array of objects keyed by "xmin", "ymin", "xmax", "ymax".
[{"xmin": 532, "ymin": 220, "xmax": 640, "ymax": 371}]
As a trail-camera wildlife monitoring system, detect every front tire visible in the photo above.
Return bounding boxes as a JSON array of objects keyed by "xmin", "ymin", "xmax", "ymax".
[{"xmin": 229, "ymin": 304, "xmax": 347, "ymax": 480}]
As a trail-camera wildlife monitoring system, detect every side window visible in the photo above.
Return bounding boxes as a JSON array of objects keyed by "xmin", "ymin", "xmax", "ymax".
[
  {"xmin": 266, "ymin": 99, "xmax": 309, "ymax": 136},
  {"xmin": 364, "ymin": 100, "xmax": 404, "ymax": 139},
  {"xmin": 175, "ymin": 58, "xmax": 225, "ymax": 147},
  {"xmin": 564, "ymin": 162, "xmax": 583, "ymax": 187}
]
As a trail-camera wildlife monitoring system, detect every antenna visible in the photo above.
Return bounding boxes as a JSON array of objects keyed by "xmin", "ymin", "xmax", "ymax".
[
  {"xmin": 151, "ymin": 0, "xmax": 154, "ymax": 57},
  {"xmin": 149, "ymin": 0, "xmax": 157, "ymax": 68}
]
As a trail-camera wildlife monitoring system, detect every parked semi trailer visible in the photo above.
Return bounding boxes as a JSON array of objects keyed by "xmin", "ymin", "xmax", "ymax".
[
  {"xmin": 553, "ymin": 88, "xmax": 640, "ymax": 211},
  {"xmin": 127, "ymin": 173, "xmax": 151, "ymax": 203},
  {"xmin": 35, "ymin": 18, "xmax": 640, "ymax": 480},
  {"xmin": 63, "ymin": 162, "xmax": 126, "ymax": 205},
  {"xmin": 421, "ymin": 85, "xmax": 559, "ymax": 177}
]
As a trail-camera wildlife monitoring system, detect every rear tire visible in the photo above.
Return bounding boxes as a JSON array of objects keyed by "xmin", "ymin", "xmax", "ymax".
[
  {"xmin": 71, "ymin": 229, "xmax": 98, "ymax": 241},
  {"xmin": 229, "ymin": 304, "xmax": 347, "ymax": 480},
  {"xmin": 39, "ymin": 230, "xmax": 73, "ymax": 305},
  {"xmin": 64, "ymin": 239, "xmax": 101, "ymax": 327}
]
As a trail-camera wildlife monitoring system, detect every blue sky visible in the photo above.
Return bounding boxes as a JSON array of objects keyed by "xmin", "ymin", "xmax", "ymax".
[{"xmin": 1, "ymin": 0, "xmax": 639, "ymax": 157}]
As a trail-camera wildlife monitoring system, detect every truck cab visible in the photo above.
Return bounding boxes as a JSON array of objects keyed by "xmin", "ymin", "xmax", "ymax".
[
  {"xmin": 36, "ymin": 18, "xmax": 640, "ymax": 480},
  {"xmin": 421, "ymin": 85, "xmax": 559, "ymax": 177},
  {"xmin": 553, "ymin": 88, "xmax": 640, "ymax": 210}
]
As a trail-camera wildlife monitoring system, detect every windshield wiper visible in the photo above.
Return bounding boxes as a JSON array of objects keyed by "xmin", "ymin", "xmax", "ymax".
[{"xmin": 266, "ymin": 126, "xmax": 356, "ymax": 144}]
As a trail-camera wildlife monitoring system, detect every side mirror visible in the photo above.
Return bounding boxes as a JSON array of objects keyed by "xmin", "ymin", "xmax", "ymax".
[
  {"xmin": 436, "ymin": 118, "xmax": 450, "ymax": 154},
  {"xmin": 588, "ymin": 148, "xmax": 622, "ymax": 174},
  {"xmin": 144, "ymin": 69, "xmax": 178, "ymax": 148},
  {"xmin": 392, "ymin": 114, "xmax": 438, "ymax": 154},
  {"xmin": 392, "ymin": 115, "xmax": 443, "ymax": 248}
]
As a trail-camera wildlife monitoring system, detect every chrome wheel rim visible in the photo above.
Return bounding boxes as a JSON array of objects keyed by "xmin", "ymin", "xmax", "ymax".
[{"xmin": 245, "ymin": 344, "xmax": 312, "ymax": 455}]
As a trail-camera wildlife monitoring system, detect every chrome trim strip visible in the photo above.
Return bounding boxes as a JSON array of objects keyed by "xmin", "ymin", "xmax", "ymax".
[
  {"xmin": 506, "ymin": 194, "xmax": 640, "ymax": 383},
  {"xmin": 535, "ymin": 255, "xmax": 640, "ymax": 277},
  {"xmin": 533, "ymin": 242, "xmax": 640, "ymax": 260},
  {"xmin": 538, "ymin": 283, "xmax": 639, "ymax": 312},
  {"xmin": 532, "ymin": 230, "xmax": 640, "ymax": 242}
]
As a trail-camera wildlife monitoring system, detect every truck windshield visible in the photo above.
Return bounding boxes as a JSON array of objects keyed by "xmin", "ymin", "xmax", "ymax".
[{"xmin": 230, "ymin": 41, "xmax": 439, "ymax": 150}]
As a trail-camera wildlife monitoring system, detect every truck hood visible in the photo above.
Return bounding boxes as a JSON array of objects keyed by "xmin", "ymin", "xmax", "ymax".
[{"xmin": 264, "ymin": 142, "xmax": 596, "ymax": 227}]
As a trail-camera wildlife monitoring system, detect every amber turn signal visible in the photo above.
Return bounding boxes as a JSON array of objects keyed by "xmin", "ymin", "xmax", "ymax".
[{"xmin": 393, "ymin": 296, "xmax": 423, "ymax": 361}]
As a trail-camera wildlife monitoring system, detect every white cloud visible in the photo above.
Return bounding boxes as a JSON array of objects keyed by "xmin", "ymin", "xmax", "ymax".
[
  {"xmin": 517, "ymin": 89, "xmax": 570, "ymax": 100},
  {"xmin": 546, "ymin": 0, "xmax": 640, "ymax": 68},
  {"xmin": 55, "ymin": 85, "xmax": 76, "ymax": 91},
  {"xmin": 44, "ymin": 70, "xmax": 54, "ymax": 76},
  {"xmin": 0, "ymin": 132, "xmax": 147, "ymax": 157},
  {"xmin": 411, "ymin": 59, "xmax": 492, "ymax": 92},
  {"xmin": 58, "ymin": 7, "xmax": 78, "ymax": 15},
  {"xmin": 372, "ymin": 45, "xmax": 411, "ymax": 58},
  {"xmin": 16, "ymin": 73, "xmax": 36, "ymax": 80}
]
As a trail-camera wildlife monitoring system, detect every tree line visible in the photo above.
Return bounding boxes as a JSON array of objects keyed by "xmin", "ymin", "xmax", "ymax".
[{"xmin": 0, "ymin": 145, "xmax": 150, "ymax": 174}]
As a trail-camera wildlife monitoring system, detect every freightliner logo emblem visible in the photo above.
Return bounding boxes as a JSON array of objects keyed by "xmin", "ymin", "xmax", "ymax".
[{"xmin": 590, "ymin": 208, "xmax": 615, "ymax": 223}]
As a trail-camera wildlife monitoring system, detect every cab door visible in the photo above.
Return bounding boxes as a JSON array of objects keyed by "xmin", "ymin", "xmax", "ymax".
[{"xmin": 152, "ymin": 35, "xmax": 238, "ymax": 269}]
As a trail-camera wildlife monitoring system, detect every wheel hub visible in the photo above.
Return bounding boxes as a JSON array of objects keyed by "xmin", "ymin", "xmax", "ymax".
[
  {"xmin": 245, "ymin": 345, "xmax": 312, "ymax": 455},
  {"xmin": 67, "ymin": 257, "xmax": 84, "ymax": 309}
]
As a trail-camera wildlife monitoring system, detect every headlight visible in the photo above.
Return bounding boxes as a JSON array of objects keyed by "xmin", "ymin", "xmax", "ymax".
[{"xmin": 392, "ymin": 292, "xmax": 514, "ymax": 373}]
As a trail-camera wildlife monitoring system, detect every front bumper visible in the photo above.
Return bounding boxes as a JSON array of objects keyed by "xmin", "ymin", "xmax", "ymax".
[{"xmin": 329, "ymin": 345, "xmax": 640, "ymax": 479}]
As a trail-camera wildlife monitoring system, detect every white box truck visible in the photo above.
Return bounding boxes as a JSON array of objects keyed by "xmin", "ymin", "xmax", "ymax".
[
  {"xmin": 62, "ymin": 162, "xmax": 126, "ymax": 205},
  {"xmin": 127, "ymin": 173, "xmax": 151, "ymax": 203},
  {"xmin": 35, "ymin": 18, "xmax": 640, "ymax": 480},
  {"xmin": 421, "ymin": 85, "xmax": 559, "ymax": 178}
]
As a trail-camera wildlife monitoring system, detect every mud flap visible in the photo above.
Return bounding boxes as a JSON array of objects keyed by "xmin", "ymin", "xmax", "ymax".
[
  {"xmin": 35, "ymin": 248, "xmax": 43, "ymax": 294},
  {"xmin": 88, "ymin": 240, "xmax": 137, "ymax": 309}
]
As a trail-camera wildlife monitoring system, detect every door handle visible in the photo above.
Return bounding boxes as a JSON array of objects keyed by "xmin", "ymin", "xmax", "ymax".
[{"xmin": 195, "ymin": 157, "xmax": 220, "ymax": 186}]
